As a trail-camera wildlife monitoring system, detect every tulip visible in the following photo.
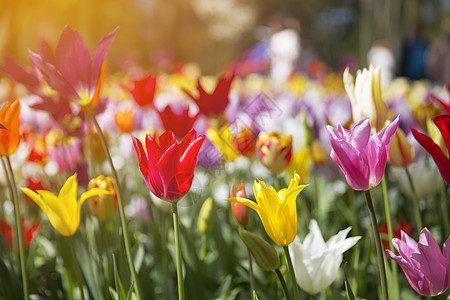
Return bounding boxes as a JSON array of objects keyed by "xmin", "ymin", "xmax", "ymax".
[
  {"xmin": 115, "ymin": 108, "xmax": 135, "ymax": 133},
  {"xmin": 386, "ymin": 228, "xmax": 450, "ymax": 296},
  {"xmin": 379, "ymin": 218, "xmax": 415, "ymax": 250},
  {"xmin": 129, "ymin": 74, "xmax": 157, "ymax": 108},
  {"xmin": 132, "ymin": 129, "xmax": 205, "ymax": 201},
  {"xmin": 184, "ymin": 72, "xmax": 234, "ymax": 117},
  {"xmin": 327, "ymin": 116, "xmax": 399, "ymax": 191},
  {"xmin": 411, "ymin": 114, "xmax": 450, "ymax": 185},
  {"xmin": 88, "ymin": 175, "xmax": 118, "ymax": 220},
  {"xmin": 388, "ymin": 127, "xmax": 415, "ymax": 168},
  {"xmin": 429, "ymin": 84, "xmax": 450, "ymax": 114},
  {"xmin": 234, "ymin": 126, "xmax": 257, "ymax": 158},
  {"xmin": 228, "ymin": 172, "xmax": 307, "ymax": 246},
  {"xmin": 343, "ymin": 66, "xmax": 388, "ymax": 132},
  {"xmin": 0, "ymin": 100, "xmax": 21, "ymax": 156},
  {"xmin": 256, "ymin": 132, "xmax": 292, "ymax": 174},
  {"xmin": 28, "ymin": 26, "xmax": 117, "ymax": 107},
  {"xmin": 288, "ymin": 220, "xmax": 361, "ymax": 295},
  {"xmin": 157, "ymin": 103, "xmax": 199, "ymax": 139},
  {"xmin": 198, "ymin": 197, "xmax": 214, "ymax": 236},
  {"xmin": 21, "ymin": 174, "xmax": 113, "ymax": 236},
  {"xmin": 206, "ymin": 125, "xmax": 240, "ymax": 162},
  {"xmin": 0, "ymin": 218, "xmax": 39, "ymax": 251},
  {"xmin": 230, "ymin": 179, "xmax": 250, "ymax": 226}
]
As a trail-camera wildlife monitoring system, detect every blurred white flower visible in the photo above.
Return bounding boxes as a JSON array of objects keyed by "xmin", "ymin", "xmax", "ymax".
[
  {"xmin": 288, "ymin": 220, "xmax": 361, "ymax": 295},
  {"xmin": 125, "ymin": 195, "xmax": 150, "ymax": 223}
]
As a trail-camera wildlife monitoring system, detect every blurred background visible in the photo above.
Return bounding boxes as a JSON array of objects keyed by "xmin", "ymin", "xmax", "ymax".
[{"xmin": 1, "ymin": 0, "xmax": 450, "ymax": 77}]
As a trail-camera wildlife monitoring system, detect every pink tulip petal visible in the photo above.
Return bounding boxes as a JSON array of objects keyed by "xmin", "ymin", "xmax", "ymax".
[
  {"xmin": 349, "ymin": 118, "xmax": 371, "ymax": 148},
  {"xmin": 90, "ymin": 26, "xmax": 119, "ymax": 91},
  {"xmin": 28, "ymin": 50, "xmax": 77, "ymax": 98},
  {"xmin": 54, "ymin": 26, "xmax": 92, "ymax": 91}
]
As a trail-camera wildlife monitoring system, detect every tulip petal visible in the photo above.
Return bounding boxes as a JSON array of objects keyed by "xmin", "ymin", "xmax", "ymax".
[
  {"xmin": 179, "ymin": 135, "xmax": 205, "ymax": 176},
  {"xmin": 55, "ymin": 26, "xmax": 91, "ymax": 91},
  {"xmin": 91, "ymin": 27, "xmax": 118, "ymax": 91},
  {"xmin": 434, "ymin": 115, "xmax": 450, "ymax": 157},
  {"xmin": 411, "ymin": 127, "xmax": 450, "ymax": 186},
  {"xmin": 157, "ymin": 143, "xmax": 181, "ymax": 200}
]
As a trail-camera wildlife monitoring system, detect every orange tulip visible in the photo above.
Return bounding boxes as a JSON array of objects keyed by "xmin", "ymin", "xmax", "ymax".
[{"xmin": 0, "ymin": 100, "xmax": 21, "ymax": 156}]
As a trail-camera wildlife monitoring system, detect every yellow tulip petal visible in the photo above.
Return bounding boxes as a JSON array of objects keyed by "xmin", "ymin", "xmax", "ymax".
[
  {"xmin": 227, "ymin": 197, "xmax": 260, "ymax": 214},
  {"xmin": 58, "ymin": 174, "xmax": 79, "ymax": 218}
]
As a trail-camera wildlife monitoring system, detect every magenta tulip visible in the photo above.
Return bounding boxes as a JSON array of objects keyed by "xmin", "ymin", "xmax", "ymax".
[
  {"xmin": 327, "ymin": 116, "xmax": 399, "ymax": 191},
  {"xmin": 386, "ymin": 228, "xmax": 450, "ymax": 296}
]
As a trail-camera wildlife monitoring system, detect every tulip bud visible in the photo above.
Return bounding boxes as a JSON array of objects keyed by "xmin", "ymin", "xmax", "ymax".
[
  {"xmin": 230, "ymin": 179, "xmax": 250, "ymax": 226},
  {"xmin": 88, "ymin": 175, "xmax": 118, "ymax": 220},
  {"xmin": 198, "ymin": 197, "xmax": 214, "ymax": 235},
  {"xmin": 234, "ymin": 127, "xmax": 256, "ymax": 157},
  {"xmin": 256, "ymin": 132, "xmax": 292, "ymax": 174},
  {"xmin": 238, "ymin": 228, "xmax": 280, "ymax": 271},
  {"xmin": 388, "ymin": 127, "xmax": 415, "ymax": 167}
]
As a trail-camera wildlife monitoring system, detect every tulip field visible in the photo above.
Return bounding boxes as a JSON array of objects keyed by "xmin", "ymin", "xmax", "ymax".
[{"xmin": 0, "ymin": 26, "xmax": 450, "ymax": 300}]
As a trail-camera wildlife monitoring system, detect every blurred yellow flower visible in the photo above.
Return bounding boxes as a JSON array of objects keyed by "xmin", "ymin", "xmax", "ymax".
[
  {"xmin": 228, "ymin": 172, "xmax": 307, "ymax": 246},
  {"xmin": 285, "ymin": 147, "xmax": 312, "ymax": 184},
  {"xmin": 21, "ymin": 174, "xmax": 113, "ymax": 236},
  {"xmin": 207, "ymin": 125, "xmax": 240, "ymax": 161}
]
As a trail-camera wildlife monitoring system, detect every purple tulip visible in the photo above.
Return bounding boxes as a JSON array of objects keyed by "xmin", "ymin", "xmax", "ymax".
[
  {"xmin": 386, "ymin": 228, "xmax": 450, "ymax": 296},
  {"xmin": 327, "ymin": 115, "xmax": 399, "ymax": 191}
]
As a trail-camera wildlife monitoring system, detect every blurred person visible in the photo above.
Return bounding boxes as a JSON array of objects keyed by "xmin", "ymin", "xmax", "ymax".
[
  {"xmin": 367, "ymin": 40, "xmax": 396, "ymax": 87},
  {"xmin": 268, "ymin": 14, "xmax": 301, "ymax": 85},
  {"xmin": 426, "ymin": 18, "xmax": 450, "ymax": 84},
  {"xmin": 400, "ymin": 26, "xmax": 428, "ymax": 80}
]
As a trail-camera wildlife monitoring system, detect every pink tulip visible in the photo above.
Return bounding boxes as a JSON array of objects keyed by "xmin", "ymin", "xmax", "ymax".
[
  {"xmin": 327, "ymin": 116, "xmax": 399, "ymax": 191},
  {"xmin": 386, "ymin": 228, "xmax": 450, "ymax": 296}
]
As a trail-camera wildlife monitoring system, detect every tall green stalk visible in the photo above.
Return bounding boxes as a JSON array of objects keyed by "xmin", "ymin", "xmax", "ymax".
[
  {"xmin": 364, "ymin": 190, "xmax": 389, "ymax": 300},
  {"xmin": 283, "ymin": 246, "xmax": 300, "ymax": 300},
  {"xmin": 3, "ymin": 156, "xmax": 28, "ymax": 300},
  {"xmin": 172, "ymin": 203, "xmax": 185, "ymax": 300},
  {"xmin": 404, "ymin": 168, "xmax": 423, "ymax": 230},
  {"xmin": 275, "ymin": 268, "xmax": 291, "ymax": 300},
  {"xmin": 85, "ymin": 106, "xmax": 142, "ymax": 299},
  {"xmin": 381, "ymin": 176, "xmax": 399, "ymax": 300}
]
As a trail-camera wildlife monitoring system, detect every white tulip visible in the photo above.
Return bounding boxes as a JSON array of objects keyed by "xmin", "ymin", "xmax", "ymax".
[{"xmin": 288, "ymin": 220, "xmax": 361, "ymax": 295}]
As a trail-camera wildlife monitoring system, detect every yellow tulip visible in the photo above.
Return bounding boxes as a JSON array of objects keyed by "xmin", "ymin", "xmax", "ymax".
[
  {"xmin": 228, "ymin": 172, "xmax": 307, "ymax": 246},
  {"xmin": 206, "ymin": 125, "xmax": 240, "ymax": 161},
  {"xmin": 21, "ymin": 174, "xmax": 113, "ymax": 236}
]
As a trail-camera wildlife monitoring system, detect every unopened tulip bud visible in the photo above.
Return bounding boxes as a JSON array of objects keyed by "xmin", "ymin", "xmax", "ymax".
[
  {"xmin": 198, "ymin": 197, "xmax": 214, "ymax": 235},
  {"xmin": 239, "ymin": 228, "xmax": 280, "ymax": 271},
  {"xmin": 234, "ymin": 127, "xmax": 256, "ymax": 157},
  {"xmin": 230, "ymin": 179, "xmax": 250, "ymax": 226},
  {"xmin": 388, "ymin": 127, "xmax": 415, "ymax": 167},
  {"xmin": 88, "ymin": 175, "xmax": 118, "ymax": 220},
  {"xmin": 256, "ymin": 132, "xmax": 292, "ymax": 174}
]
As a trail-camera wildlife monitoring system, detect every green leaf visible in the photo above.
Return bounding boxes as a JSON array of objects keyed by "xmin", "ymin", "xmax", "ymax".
[
  {"xmin": 109, "ymin": 287, "xmax": 120, "ymax": 300},
  {"xmin": 344, "ymin": 277, "xmax": 355, "ymax": 300},
  {"xmin": 112, "ymin": 254, "xmax": 127, "ymax": 300},
  {"xmin": 253, "ymin": 290, "xmax": 259, "ymax": 300},
  {"xmin": 127, "ymin": 281, "xmax": 135, "ymax": 300}
]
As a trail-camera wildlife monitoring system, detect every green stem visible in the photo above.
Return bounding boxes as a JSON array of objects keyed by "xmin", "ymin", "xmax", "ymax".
[
  {"xmin": 101, "ymin": 221, "xmax": 111, "ymax": 300},
  {"xmin": 441, "ymin": 183, "xmax": 450, "ymax": 237},
  {"xmin": 348, "ymin": 189, "xmax": 360, "ymax": 295},
  {"xmin": 85, "ymin": 106, "xmax": 142, "ymax": 300},
  {"xmin": 382, "ymin": 176, "xmax": 399, "ymax": 300},
  {"xmin": 246, "ymin": 245, "xmax": 255, "ymax": 297},
  {"xmin": 275, "ymin": 268, "xmax": 291, "ymax": 300},
  {"xmin": 364, "ymin": 190, "xmax": 389, "ymax": 300},
  {"xmin": 283, "ymin": 246, "xmax": 300, "ymax": 300},
  {"xmin": 172, "ymin": 203, "xmax": 185, "ymax": 300},
  {"xmin": 4, "ymin": 156, "xmax": 28, "ymax": 300},
  {"xmin": 68, "ymin": 237, "xmax": 85, "ymax": 300},
  {"xmin": 404, "ymin": 168, "xmax": 423, "ymax": 230}
]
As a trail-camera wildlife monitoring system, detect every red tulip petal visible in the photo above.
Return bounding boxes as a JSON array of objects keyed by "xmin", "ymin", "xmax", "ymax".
[
  {"xmin": 145, "ymin": 134, "xmax": 162, "ymax": 164},
  {"xmin": 178, "ymin": 129, "xmax": 197, "ymax": 155},
  {"xmin": 411, "ymin": 127, "xmax": 450, "ymax": 186},
  {"xmin": 158, "ymin": 131, "xmax": 177, "ymax": 153},
  {"xmin": 180, "ymin": 135, "xmax": 205, "ymax": 175},
  {"xmin": 434, "ymin": 115, "xmax": 450, "ymax": 157},
  {"xmin": 157, "ymin": 143, "xmax": 182, "ymax": 200}
]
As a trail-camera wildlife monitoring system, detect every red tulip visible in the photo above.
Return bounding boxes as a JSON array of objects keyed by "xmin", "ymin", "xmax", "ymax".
[
  {"xmin": 184, "ymin": 72, "xmax": 234, "ymax": 117},
  {"xmin": 411, "ymin": 114, "xmax": 450, "ymax": 185},
  {"xmin": 157, "ymin": 103, "xmax": 199, "ymax": 138},
  {"xmin": 132, "ymin": 129, "xmax": 205, "ymax": 201},
  {"xmin": 429, "ymin": 84, "xmax": 450, "ymax": 114},
  {"xmin": 0, "ymin": 218, "xmax": 39, "ymax": 250},
  {"xmin": 129, "ymin": 74, "xmax": 157, "ymax": 108},
  {"xmin": 230, "ymin": 179, "xmax": 250, "ymax": 226}
]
